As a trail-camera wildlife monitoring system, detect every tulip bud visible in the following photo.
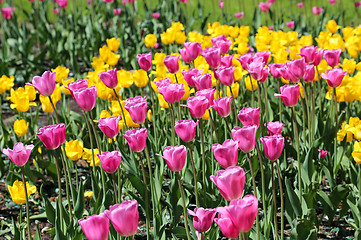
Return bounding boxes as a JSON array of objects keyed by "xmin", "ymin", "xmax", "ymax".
[
  {"xmin": 97, "ymin": 151, "xmax": 122, "ymax": 174},
  {"xmin": 26, "ymin": 71, "xmax": 56, "ymax": 97},
  {"xmin": 78, "ymin": 213, "xmax": 110, "ymax": 240},
  {"xmin": 156, "ymin": 145, "xmax": 187, "ymax": 172},
  {"xmin": 98, "ymin": 68, "xmax": 118, "ymax": 89},
  {"xmin": 2, "ymin": 142, "xmax": 34, "ymax": 167},
  {"xmin": 212, "ymin": 139, "xmax": 238, "ymax": 169},
  {"xmin": 137, "ymin": 52, "xmax": 152, "ymax": 71},
  {"xmin": 274, "ymin": 84, "xmax": 300, "ymax": 107},
  {"xmin": 123, "ymin": 128, "xmax": 147, "ymax": 152},
  {"xmin": 37, "ymin": 123, "xmax": 66, "ymax": 150},
  {"xmin": 174, "ymin": 120, "xmax": 199, "ymax": 142},
  {"xmin": 188, "ymin": 207, "xmax": 217, "ymax": 233},
  {"xmin": 260, "ymin": 135, "xmax": 285, "ymax": 161},
  {"xmin": 238, "ymin": 107, "xmax": 260, "ymax": 127},
  {"xmin": 231, "ymin": 126, "xmax": 257, "ymax": 153}
]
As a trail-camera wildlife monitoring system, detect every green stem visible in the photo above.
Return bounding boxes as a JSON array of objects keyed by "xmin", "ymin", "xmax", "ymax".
[
  {"xmin": 277, "ymin": 80, "xmax": 282, "ymax": 121},
  {"xmin": 59, "ymin": 149, "xmax": 73, "ymax": 218},
  {"xmin": 176, "ymin": 172, "xmax": 192, "ymax": 240},
  {"xmin": 228, "ymin": 85, "xmax": 238, "ymax": 126},
  {"xmin": 271, "ymin": 162, "xmax": 279, "ymax": 240},
  {"xmin": 83, "ymin": 112, "xmax": 96, "ymax": 173},
  {"xmin": 118, "ymin": 167, "xmax": 122, "ymax": 202},
  {"xmin": 310, "ymin": 82, "xmax": 316, "ymax": 147},
  {"xmin": 261, "ymin": 82, "xmax": 269, "ymax": 123},
  {"xmin": 144, "ymin": 145, "xmax": 157, "ymax": 218},
  {"xmin": 188, "ymin": 143, "xmax": 199, "ymax": 207},
  {"xmin": 276, "ymin": 162, "xmax": 284, "ymax": 240},
  {"xmin": 208, "ymin": 109, "xmax": 219, "ymax": 143},
  {"xmin": 291, "ymin": 107, "xmax": 302, "ymax": 203},
  {"xmin": 146, "ymin": 73, "xmax": 157, "ymax": 141},
  {"xmin": 112, "ymin": 173, "xmax": 118, "ymax": 203},
  {"xmin": 138, "ymin": 152, "xmax": 151, "ymax": 240},
  {"xmin": 333, "ymin": 87, "xmax": 338, "ymax": 127},
  {"xmin": 21, "ymin": 168, "xmax": 32, "ymax": 240},
  {"xmin": 300, "ymin": 98, "xmax": 307, "ymax": 145},
  {"xmin": 255, "ymin": 142, "xmax": 267, "ymax": 224},
  {"xmin": 257, "ymin": 85, "xmax": 264, "ymax": 135},
  {"xmin": 48, "ymin": 96, "xmax": 60, "ymax": 124},
  {"xmin": 250, "ymin": 77, "xmax": 255, "ymax": 107},
  {"xmin": 199, "ymin": 120, "xmax": 206, "ymax": 197},
  {"xmin": 113, "ymin": 89, "xmax": 128, "ymax": 129},
  {"xmin": 247, "ymin": 153, "xmax": 260, "ymax": 240},
  {"xmin": 301, "ymin": 82, "xmax": 311, "ymax": 146},
  {"xmin": 316, "ymin": 66, "xmax": 322, "ymax": 117},
  {"xmin": 53, "ymin": 150, "xmax": 64, "ymax": 231}
]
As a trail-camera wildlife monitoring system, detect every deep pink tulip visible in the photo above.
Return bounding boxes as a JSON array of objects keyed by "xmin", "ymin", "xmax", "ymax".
[
  {"xmin": 221, "ymin": 55, "xmax": 234, "ymax": 67},
  {"xmin": 356, "ymin": 1, "xmax": 361, "ymax": 7},
  {"xmin": 297, "ymin": 2, "xmax": 304, "ymax": 8},
  {"xmin": 123, "ymin": 128, "xmax": 147, "ymax": 152},
  {"xmin": 284, "ymin": 58, "xmax": 306, "ymax": 81},
  {"xmin": 323, "ymin": 49, "xmax": 342, "ymax": 67},
  {"xmin": 37, "ymin": 123, "xmax": 66, "ymax": 150},
  {"xmin": 259, "ymin": 2, "xmax": 271, "ymax": 12},
  {"xmin": 193, "ymin": 73, "xmax": 213, "ymax": 91},
  {"xmin": 247, "ymin": 58, "xmax": 269, "ymax": 82},
  {"xmin": 214, "ymin": 214, "xmax": 240, "ymax": 238},
  {"xmin": 210, "ymin": 166, "xmax": 245, "ymax": 201},
  {"xmin": 318, "ymin": 149, "xmax": 328, "ymax": 158},
  {"xmin": 269, "ymin": 26, "xmax": 274, "ymax": 30},
  {"xmin": 72, "ymin": 86, "xmax": 97, "ymax": 111},
  {"xmin": 234, "ymin": 12, "xmax": 244, "ymax": 19},
  {"xmin": 66, "ymin": 79, "xmax": 88, "ymax": 94},
  {"xmin": 104, "ymin": 200, "xmax": 139, "ymax": 237},
  {"xmin": 183, "ymin": 42, "xmax": 202, "ymax": 62},
  {"xmin": 216, "ymin": 195, "xmax": 258, "ymax": 233},
  {"xmin": 113, "ymin": 8, "xmax": 121, "ymax": 15},
  {"xmin": 269, "ymin": 0, "xmax": 276, "ymax": 3},
  {"xmin": 202, "ymin": 47, "xmax": 221, "ymax": 69},
  {"xmin": 56, "ymin": 0, "xmax": 68, "ymax": 8},
  {"xmin": 329, "ymin": 0, "xmax": 336, "ymax": 4},
  {"xmin": 253, "ymin": 51, "xmax": 270, "ymax": 65},
  {"xmin": 158, "ymin": 83, "xmax": 185, "ymax": 104},
  {"xmin": 186, "ymin": 96, "xmax": 209, "ymax": 119},
  {"xmin": 53, "ymin": 8, "xmax": 60, "ymax": 14},
  {"xmin": 260, "ymin": 135, "xmax": 284, "ymax": 161},
  {"xmin": 211, "ymin": 96, "xmax": 232, "ymax": 118},
  {"xmin": 163, "ymin": 55, "xmax": 180, "ymax": 73},
  {"xmin": 237, "ymin": 53, "xmax": 253, "ymax": 70},
  {"xmin": 312, "ymin": 6, "xmax": 323, "ymax": 15},
  {"xmin": 152, "ymin": 12, "xmax": 160, "ymax": 18},
  {"xmin": 321, "ymin": 68, "xmax": 347, "ymax": 88},
  {"xmin": 274, "ymin": 84, "xmax": 300, "ymax": 107},
  {"xmin": 232, "ymin": 126, "xmax": 257, "ymax": 153},
  {"xmin": 98, "ymin": 116, "xmax": 120, "ymax": 139},
  {"xmin": 286, "ymin": 21, "xmax": 295, "ymax": 28},
  {"xmin": 265, "ymin": 121, "xmax": 284, "ymax": 135},
  {"xmin": 188, "ymin": 207, "xmax": 217, "ymax": 233},
  {"xmin": 211, "ymin": 35, "xmax": 231, "ymax": 54},
  {"xmin": 78, "ymin": 213, "xmax": 110, "ymax": 240},
  {"xmin": 98, "ymin": 68, "xmax": 118, "ymax": 89},
  {"xmin": 304, "ymin": 64, "xmax": 315, "ymax": 82},
  {"xmin": 196, "ymin": 89, "xmax": 215, "ymax": 108},
  {"xmin": 154, "ymin": 78, "xmax": 171, "ymax": 90},
  {"xmin": 157, "ymin": 145, "xmax": 187, "ymax": 172},
  {"xmin": 212, "ymin": 139, "xmax": 238, "ymax": 169},
  {"xmin": 299, "ymin": 46, "xmax": 323, "ymax": 65},
  {"xmin": 124, "ymin": 96, "xmax": 147, "ymax": 124},
  {"xmin": 97, "ymin": 151, "xmax": 122, "ymax": 174},
  {"xmin": 269, "ymin": 63, "xmax": 283, "ymax": 78},
  {"xmin": 26, "ymin": 71, "xmax": 56, "ymax": 97},
  {"xmin": 238, "ymin": 107, "xmax": 260, "ymax": 127},
  {"xmin": 103, "ymin": 0, "xmax": 114, "ymax": 2},
  {"xmin": 180, "ymin": 0, "xmax": 188, "ymax": 2},
  {"xmin": 216, "ymin": 66, "xmax": 235, "ymax": 86},
  {"xmin": 218, "ymin": 0, "xmax": 224, "ymax": 8},
  {"xmin": 179, "ymin": 48, "xmax": 192, "ymax": 64},
  {"xmin": 2, "ymin": 7, "xmax": 14, "ymax": 19},
  {"xmin": 174, "ymin": 120, "xmax": 199, "ymax": 142},
  {"xmin": 182, "ymin": 69, "xmax": 203, "ymax": 87},
  {"xmin": 2, "ymin": 143, "xmax": 34, "ymax": 167},
  {"xmin": 137, "ymin": 52, "xmax": 152, "ymax": 71}
]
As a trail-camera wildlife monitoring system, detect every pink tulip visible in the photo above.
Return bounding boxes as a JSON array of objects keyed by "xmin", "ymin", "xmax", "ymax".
[
  {"xmin": 182, "ymin": 69, "xmax": 203, "ymax": 87},
  {"xmin": 216, "ymin": 66, "xmax": 235, "ymax": 86},
  {"xmin": 53, "ymin": 8, "xmax": 60, "ymax": 14},
  {"xmin": 157, "ymin": 145, "xmax": 187, "ymax": 172},
  {"xmin": 260, "ymin": 135, "xmax": 285, "ymax": 161},
  {"xmin": 269, "ymin": 63, "xmax": 283, "ymax": 78},
  {"xmin": 179, "ymin": 48, "xmax": 192, "ymax": 64},
  {"xmin": 123, "ymin": 128, "xmax": 147, "ymax": 152},
  {"xmin": 265, "ymin": 121, "xmax": 284, "ymax": 135},
  {"xmin": 72, "ymin": 86, "xmax": 97, "ymax": 111},
  {"xmin": 253, "ymin": 51, "xmax": 271, "ymax": 66},
  {"xmin": 259, "ymin": 2, "xmax": 271, "ymax": 12},
  {"xmin": 283, "ymin": 58, "xmax": 306, "ymax": 81},
  {"xmin": 97, "ymin": 151, "xmax": 122, "ymax": 174},
  {"xmin": 158, "ymin": 83, "xmax": 185, "ymax": 104},
  {"xmin": 163, "ymin": 55, "xmax": 180, "ymax": 73},
  {"xmin": 2, "ymin": 7, "xmax": 14, "ymax": 19},
  {"xmin": 212, "ymin": 139, "xmax": 238, "ymax": 169},
  {"xmin": 98, "ymin": 116, "xmax": 120, "ymax": 139},
  {"xmin": 186, "ymin": 96, "xmax": 209, "ymax": 118},
  {"xmin": 329, "ymin": 0, "xmax": 336, "ymax": 5},
  {"xmin": 188, "ymin": 207, "xmax": 217, "ymax": 233},
  {"xmin": 174, "ymin": 120, "xmax": 199, "ymax": 142},
  {"xmin": 2, "ymin": 143, "xmax": 34, "ymax": 167},
  {"xmin": 113, "ymin": 8, "xmax": 121, "ymax": 15},
  {"xmin": 202, "ymin": 47, "xmax": 221, "ymax": 69},
  {"xmin": 221, "ymin": 55, "xmax": 234, "ymax": 67},
  {"xmin": 183, "ymin": 42, "xmax": 202, "ymax": 62},
  {"xmin": 37, "ymin": 123, "xmax": 66, "ymax": 150},
  {"xmin": 247, "ymin": 58, "xmax": 269, "ymax": 82},
  {"xmin": 211, "ymin": 96, "xmax": 232, "ymax": 117},
  {"xmin": 56, "ymin": 0, "xmax": 68, "ymax": 8},
  {"xmin": 124, "ymin": 96, "xmax": 147, "ymax": 124},
  {"xmin": 78, "ymin": 213, "xmax": 110, "ymax": 240},
  {"xmin": 356, "ymin": 1, "xmax": 361, "ymax": 7},
  {"xmin": 180, "ymin": 0, "xmax": 188, "ymax": 2},
  {"xmin": 269, "ymin": 0, "xmax": 276, "ymax": 3},
  {"xmin": 274, "ymin": 84, "xmax": 300, "ymax": 107},
  {"xmin": 286, "ymin": 21, "xmax": 295, "ymax": 28},
  {"xmin": 236, "ymin": 53, "xmax": 253, "ymax": 70},
  {"xmin": 211, "ymin": 35, "xmax": 231, "ymax": 54},
  {"xmin": 98, "ymin": 68, "xmax": 118, "ymax": 89},
  {"xmin": 304, "ymin": 64, "xmax": 315, "ymax": 82},
  {"xmin": 323, "ymin": 49, "xmax": 342, "ymax": 67},
  {"xmin": 238, "ymin": 107, "xmax": 260, "ymax": 127},
  {"xmin": 312, "ymin": 6, "xmax": 323, "ymax": 15},
  {"xmin": 137, "ymin": 52, "xmax": 152, "ymax": 71},
  {"xmin": 219, "ymin": 0, "xmax": 224, "ymax": 8},
  {"xmin": 210, "ymin": 166, "xmax": 245, "ymax": 201},
  {"xmin": 87, "ymin": 0, "xmax": 92, "ymax": 5},
  {"xmin": 214, "ymin": 214, "xmax": 240, "ymax": 238},
  {"xmin": 299, "ymin": 46, "xmax": 323, "ymax": 65},
  {"xmin": 26, "ymin": 71, "xmax": 56, "ymax": 97},
  {"xmin": 196, "ymin": 89, "xmax": 215, "ymax": 108},
  {"xmin": 193, "ymin": 73, "xmax": 213, "ymax": 91},
  {"xmin": 321, "ymin": 68, "xmax": 347, "ymax": 88},
  {"xmin": 66, "ymin": 79, "xmax": 88, "ymax": 93},
  {"xmin": 232, "ymin": 126, "xmax": 257, "ymax": 153},
  {"xmin": 297, "ymin": 2, "xmax": 304, "ymax": 8},
  {"xmin": 103, "ymin": 0, "xmax": 114, "ymax": 2},
  {"xmin": 318, "ymin": 149, "xmax": 328, "ymax": 158},
  {"xmin": 154, "ymin": 77, "xmax": 171, "ymax": 90},
  {"xmin": 234, "ymin": 12, "xmax": 244, "ymax": 19},
  {"xmin": 152, "ymin": 12, "xmax": 160, "ymax": 19},
  {"xmin": 104, "ymin": 200, "xmax": 139, "ymax": 237},
  {"xmin": 269, "ymin": 26, "xmax": 274, "ymax": 30}
]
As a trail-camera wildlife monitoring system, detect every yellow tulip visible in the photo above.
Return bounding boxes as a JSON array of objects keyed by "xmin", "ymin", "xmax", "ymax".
[
  {"xmin": 83, "ymin": 148, "xmax": 100, "ymax": 167},
  {"xmin": 61, "ymin": 78, "xmax": 74, "ymax": 95},
  {"xmin": 132, "ymin": 69, "xmax": 149, "ymax": 88},
  {"xmin": 8, "ymin": 87, "xmax": 37, "ymax": 112},
  {"xmin": 227, "ymin": 82, "xmax": 239, "ymax": 98},
  {"xmin": 84, "ymin": 191, "xmax": 94, "ymax": 200},
  {"xmin": 66, "ymin": 140, "xmax": 84, "ymax": 161},
  {"xmin": 244, "ymin": 76, "xmax": 258, "ymax": 92},
  {"xmin": 8, "ymin": 180, "xmax": 36, "ymax": 205},
  {"xmin": 147, "ymin": 109, "xmax": 152, "ymax": 122},
  {"xmin": 144, "ymin": 34, "xmax": 157, "ymax": 48},
  {"xmin": 157, "ymin": 94, "xmax": 170, "ymax": 109},
  {"xmin": 352, "ymin": 141, "xmax": 361, "ymax": 164},
  {"xmin": 52, "ymin": 66, "xmax": 70, "ymax": 84},
  {"xmin": 325, "ymin": 20, "xmax": 340, "ymax": 34},
  {"xmin": 0, "ymin": 75, "xmax": 14, "ymax": 94},
  {"xmin": 14, "ymin": 119, "xmax": 29, "ymax": 137},
  {"xmin": 106, "ymin": 37, "xmax": 120, "ymax": 52},
  {"xmin": 117, "ymin": 69, "xmax": 133, "ymax": 88},
  {"xmin": 39, "ymin": 85, "xmax": 62, "ymax": 113},
  {"xmin": 202, "ymin": 109, "xmax": 210, "ymax": 120}
]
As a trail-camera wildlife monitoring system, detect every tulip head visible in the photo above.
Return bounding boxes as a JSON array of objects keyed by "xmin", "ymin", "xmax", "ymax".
[
  {"xmin": 97, "ymin": 151, "xmax": 122, "ymax": 174},
  {"xmin": 98, "ymin": 68, "xmax": 118, "ymax": 89},
  {"xmin": 124, "ymin": 96, "xmax": 147, "ymax": 124},
  {"xmin": 260, "ymin": 135, "xmax": 285, "ymax": 161},
  {"xmin": 78, "ymin": 213, "xmax": 110, "ymax": 240},
  {"xmin": 163, "ymin": 55, "xmax": 180, "ymax": 73},
  {"xmin": 321, "ymin": 68, "xmax": 347, "ymax": 88},
  {"xmin": 188, "ymin": 207, "xmax": 217, "ymax": 233},
  {"xmin": 274, "ymin": 84, "xmax": 300, "ymax": 107},
  {"xmin": 26, "ymin": 71, "xmax": 56, "ymax": 97},
  {"xmin": 37, "ymin": 123, "xmax": 66, "ymax": 150},
  {"xmin": 231, "ymin": 125, "xmax": 257, "ymax": 153},
  {"xmin": 123, "ymin": 128, "xmax": 147, "ymax": 152},
  {"xmin": 238, "ymin": 107, "xmax": 260, "ymax": 127},
  {"xmin": 2, "ymin": 142, "xmax": 34, "ymax": 167},
  {"xmin": 137, "ymin": 52, "xmax": 152, "ymax": 71},
  {"xmin": 72, "ymin": 86, "xmax": 97, "ymax": 111},
  {"xmin": 157, "ymin": 145, "xmax": 187, "ymax": 172},
  {"xmin": 174, "ymin": 120, "xmax": 199, "ymax": 142},
  {"xmin": 211, "ymin": 96, "xmax": 232, "ymax": 118},
  {"xmin": 212, "ymin": 139, "xmax": 238, "ymax": 169}
]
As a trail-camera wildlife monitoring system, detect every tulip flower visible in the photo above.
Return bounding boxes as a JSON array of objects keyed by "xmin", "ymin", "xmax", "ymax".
[
  {"xmin": 97, "ymin": 151, "xmax": 122, "ymax": 174},
  {"xmin": 158, "ymin": 83, "xmax": 185, "ymax": 104},
  {"xmin": 216, "ymin": 66, "xmax": 235, "ymax": 86},
  {"xmin": 188, "ymin": 207, "xmax": 217, "ymax": 233},
  {"xmin": 202, "ymin": 47, "xmax": 221, "ymax": 69},
  {"xmin": 304, "ymin": 64, "xmax": 316, "ymax": 82},
  {"xmin": 65, "ymin": 140, "xmax": 83, "ymax": 161},
  {"xmin": 78, "ymin": 213, "xmax": 110, "ymax": 240},
  {"xmin": 211, "ymin": 96, "xmax": 232, "ymax": 117},
  {"xmin": 196, "ymin": 89, "xmax": 215, "ymax": 108},
  {"xmin": 2, "ymin": 142, "xmax": 34, "ymax": 167},
  {"xmin": 174, "ymin": 120, "xmax": 199, "ymax": 142},
  {"xmin": 220, "ymin": 55, "xmax": 234, "ymax": 67},
  {"xmin": 157, "ymin": 145, "xmax": 187, "ymax": 172},
  {"xmin": 193, "ymin": 73, "xmax": 213, "ymax": 91},
  {"xmin": 232, "ymin": 126, "xmax": 257, "ymax": 153},
  {"xmin": 152, "ymin": 12, "xmax": 160, "ymax": 18},
  {"xmin": 124, "ymin": 96, "xmax": 147, "ymax": 124},
  {"xmin": 123, "ymin": 128, "xmax": 147, "ymax": 152},
  {"xmin": 312, "ymin": 6, "xmax": 323, "ymax": 15},
  {"xmin": 37, "ymin": 123, "xmax": 66, "ymax": 150},
  {"xmin": 26, "ymin": 71, "xmax": 56, "ymax": 97},
  {"xmin": 286, "ymin": 21, "xmax": 295, "ymax": 28},
  {"xmin": 163, "ymin": 55, "xmax": 180, "ymax": 73},
  {"xmin": 8, "ymin": 180, "xmax": 36, "ymax": 205},
  {"xmin": 253, "ymin": 51, "xmax": 270, "ymax": 64},
  {"xmin": 211, "ymin": 35, "xmax": 231, "ymax": 54},
  {"xmin": 299, "ymin": 46, "xmax": 323, "ymax": 65},
  {"xmin": 329, "ymin": 0, "xmax": 336, "ymax": 5},
  {"xmin": 214, "ymin": 214, "xmax": 240, "ymax": 238},
  {"xmin": 356, "ymin": 1, "xmax": 361, "ymax": 7},
  {"xmin": 98, "ymin": 116, "xmax": 120, "ymax": 139},
  {"xmin": 259, "ymin": 2, "xmax": 271, "ymax": 12},
  {"xmin": 260, "ymin": 135, "xmax": 285, "ymax": 161},
  {"xmin": 269, "ymin": 63, "xmax": 283, "ymax": 78},
  {"xmin": 237, "ymin": 53, "xmax": 253, "ymax": 70},
  {"xmin": 321, "ymin": 68, "xmax": 347, "ymax": 88},
  {"xmin": 56, "ymin": 0, "xmax": 68, "ymax": 8},
  {"xmin": 265, "ymin": 121, "xmax": 284, "ymax": 135},
  {"xmin": 186, "ymin": 96, "xmax": 209, "ymax": 119},
  {"xmin": 318, "ymin": 149, "xmax": 328, "ymax": 159},
  {"xmin": 1, "ymin": 7, "xmax": 15, "ymax": 20},
  {"xmin": 182, "ymin": 69, "xmax": 203, "ymax": 87},
  {"xmin": 238, "ymin": 107, "xmax": 260, "ymax": 127},
  {"xmin": 323, "ymin": 49, "xmax": 342, "ymax": 67},
  {"xmin": 137, "ymin": 52, "xmax": 152, "ymax": 71},
  {"xmin": 14, "ymin": 119, "xmax": 29, "ymax": 137},
  {"xmin": 113, "ymin": 8, "xmax": 121, "ymax": 15},
  {"xmin": 72, "ymin": 86, "xmax": 97, "ymax": 111},
  {"xmin": 182, "ymin": 42, "xmax": 202, "ymax": 63},
  {"xmin": 212, "ymin": 139, "xmax": 238, "ymax": 169},
  {"xmin": 104, "ymin": 200, "xmax": 139, "ymax": 237},
  {"xmin": 247, "ymin": 58, "xmax": 269, "ymax": 82},
  {"xmin": 210, "ymin": 166, "xmax": 245, "ymax": 201},
  {"xmin": 53, "ymin": 8, "xmax": 60, "ymax": 14},
  {"xmin": 234, "ymin": 12, "xmax": 244, "ymax": 19},
  {"xmin": 98, "ymin": 68, "xmax": 118, "ymax": 89},
  {"xmin": 297, "ymin": 2, "xmax": 304, "ymax": 8},
  {"xmin": 274, "ymin": 84, "xmax": 300, "ymax": 107},
  {"xmin": 66, "ymin": 79, "xmax": 88, "ymax": 95}
]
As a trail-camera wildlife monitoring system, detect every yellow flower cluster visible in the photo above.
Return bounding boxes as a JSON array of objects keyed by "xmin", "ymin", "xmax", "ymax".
[
  {"xmin": 337, "ymin": 117, "xmax": 361, "ymax": 142},
  {"xmin": 0, "ymin": 75, "xmax": 14, "ymax": 94},
  {"xmin": 8, "ymin": 180, "xmax": 36, "ymax": 205},
  {"xmin": 353, "ymin": 141, "xmax": 361, "ymax": 164},
  {"xmin": 7, "ymin": 85, "xmax": 37, "ymax": 112},
  {"xmin": 14, "ymin": 119, "xmax": 29, "ymax": 137},
  {"xmin": 160, "ymin": 22, "xmax": 187, "ymax": 45},
  {"xmin": 325, "ymin": 72, "xmax": 361, "ymax": 103},
  {"xmin": 144, "ymin": 34, "xmax": 157, "ymax": 48}
]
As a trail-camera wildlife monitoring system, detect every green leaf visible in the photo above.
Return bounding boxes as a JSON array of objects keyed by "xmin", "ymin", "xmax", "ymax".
[
  {"xmin": 74, "ymin": 181, "xmax": 85, "ymax": 219},
  {"xmin": 40, "ymin": 185, "xmax": 56, "ymax": 225}
]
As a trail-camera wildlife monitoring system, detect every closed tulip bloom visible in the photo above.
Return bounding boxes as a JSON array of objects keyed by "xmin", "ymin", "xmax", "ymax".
[
  {"xmin": 265, "ymin": 121, "xmax": 284, "ymax": 135},
  {"xmin": 193, "ymin": 73, "xmax": 213, "ymax": 90},
  {"xmin": 269, "ymin": 63, "xmax": 283, "ymax": 78},
  {"xmin": 202, "ymin": 47, "xmax": 221, "ymax": 69},
  {"xmin": 123, "ymin": 128, "xmax": 147, "ymax": 152},
  {"xmin": 174, "ymin": 120, "xmax": 199, "ymax": 142},
  {"xmin": 299, "ymin": 46, "xmax": 323, "ymax": 65},
  {"xmin": 152, "ymin": 12, "xmax": 160, "ymax": 18},
  {"xmin": 274, "ymin": 84, "xmax": 300, "ymax": 107},
  {"xmin": 304, "ymin": 64, "xmax": 315, "ymax": 82},
  {"xmin": 188, "ymin": 207, "xmax": 217, "ymax": 233},
  {"xmin": 98, "ymin": 116, "xmax": 120, "ymax": 139},
  {"xmin": 247, "ymin": 57, "xmax": 266, "ymax": 81},
  {"xmin": 323, "ymin": 49, "xmax": 342, "ymax": 67},
  {"xmin": 211, "ymin": 96, "xmax": 232, "ymax": 117},
  {"xmin": 179, "ymin": 48, "xmax": 192, "ymax": 64},
  {"xmin": 210, "ymin": 166, "xmax": 245, "ymax": 201},
  {"xmin": 72, "ymin": 86, "xmax": 97, "ymax": 111},
  {"xmin": 78, "ymin": 213, "xmax": 110, "ymax": 240},
  {"xmin": 259, "ymin": 2, "xmax": 271, "ymax": 12},
  {"xmin": 158, "ymin": 83, "xmax": 185, "ymax": 104},
  {"xmin": 216, "ymin": 66, "xmax": 235, "ymax": 86},
  {"xmin": 238, "ymin": 107, "xmax": 260, "ymax": 127},
  {"xmin": 183, "ymin": 42, "xmax": 202, "ymax": 62},
  {"xmin": 187, "ymin": 96, "xmax": 209, "ymax": 118},
  {"xmin": 196, "ymin": 88, "xmax": 215, "ymax": 108},
  {"xmin": 211, "ymin": 35, "xmax": 232, "ymax": 54},
  {"xmin": 234, "ymin": 12, "xmax": 244, "ymax": 19},
  {"xmin": 97, "ymin": 151, "xmax": 122, "ymax": 174},
  {"xmin": 182, "ymin": 69, "xmax": 203, "ymax": 87},
  {"xmin": 312, "ymin": 6, "xmax": 323, "ymax": 15},
  {"xmin": 236, "ymin": 53, "xmax": 253, "ymax": 71},
  {"xmin": 137, "ymin": 52, "xmax": 152, "ymax": 71},
  {"xmin": 2, "ymin": 142, "xmax": 34, "ymax": 167},
  {"xmin": 124, "ymin": 96, "xmax": 147, "ymax": 124},
  {"xmin": 154, "ymin": 77, "xmax": 171, "ymax": 90},
  {"xmin": 2, "ymin": 7, "xmax": 15, "ymax": 20},
  {"xmin": 321, "ymin": 68, "xmax": 347, "ymax": 88},
  {"xmin": 8, "ymin": 180, "xmax": 36, "ymax": 205},
  {"xmin": 356, "ymin": 1, "xmax": 361, "ymax": 7},
  {"xmin": 163, "ymin": 55, "xmax": 180, "ymax": 73},
  {"xmin": 65, "ymin": 140, "xmax": 83, "ymax": 161},
  {"xmin": 104, "ymin": 200, "xmax": 139, "ymax": 237},
  {"xmin": 318, "ymin": 149, "xmax": 328, "ymax": 158},
  {"xmin": 221, "ymin": 55, "xmax": 234, "ymax": 67},
  {"xmin": 113, "ymin": 8, "xmax": 121, "ymax": 15},
  {"xmin": 26, "ymin": 71, "xmax": 56, "ymax": 97},
  {"xmin": 232, "ymin": 126, "xmax": 257, "ymax": 153},
  {"xmin": 37, "ymin": 123, "xmax": 66, "ymax": 150},
  {"xmin": 66, "ymin": 79, "xmax": 88, "ymax": 95},
  {"xmin": 212, "ymin": 139, "xmax": 238, "ymax": 169},
  {"xmin": 214, "ymin": 214, "xmax": 240, "ymax": 238},
  {"xmin": 288, "ymin": 58, "xmax": 306, "ymax": 80},
  {"xmin": 286, "ymin": 21, "xmax": 295, "ymax": 28},
  {"xmin": 156, "ymin": 145, "xmax": 187, "ymax": 172},
  {"xmin": 98, "ymin": 68, "xmax": 118, "ymax": 89},
  {"xmin": 14, "ymin": 119, "xmax": 29, "ymax": 137},
  {"xmin": 297, "ymin": 2, "xmax": 304, "ymax": 8},
  {"xmin": 253, "ymin": 51, "xmax": 270, "ymax": 62},
  {"xmin": 260, "ymin": 135, "xmax": 285, "ymax": 161}
]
